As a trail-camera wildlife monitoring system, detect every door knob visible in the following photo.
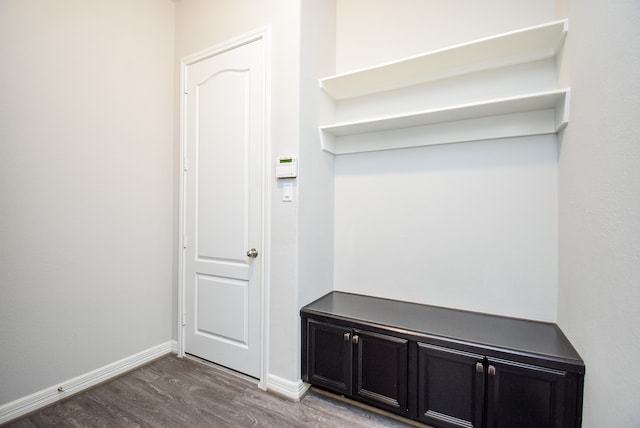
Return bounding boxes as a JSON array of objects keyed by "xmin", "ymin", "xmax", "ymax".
[{"xmin": 246, "ymin": 248, "xmax": 259, "ymax": 258}]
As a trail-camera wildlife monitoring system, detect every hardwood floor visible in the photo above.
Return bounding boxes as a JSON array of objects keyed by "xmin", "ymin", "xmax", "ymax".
[{"xmin": 4, "ymin": 355, "xmax": 417, "ymax": 427}]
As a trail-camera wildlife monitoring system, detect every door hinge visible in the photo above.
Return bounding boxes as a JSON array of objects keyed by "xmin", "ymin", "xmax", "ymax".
[
  {"xmin": 182, "ymin": 311, "xmax": 186, "ymax": 326},
  {"xmin": 183, "ymin": 237, "xmax": 187, "ymax": 249},
  {"xmin": 183, "ymin": 158, "xmax": 189, "ymax": 172}
]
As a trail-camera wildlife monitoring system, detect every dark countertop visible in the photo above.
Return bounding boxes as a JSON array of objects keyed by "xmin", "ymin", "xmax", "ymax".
[{"xmin": 301, "ymin": 291, "xmax": 584, "ymax": 368}]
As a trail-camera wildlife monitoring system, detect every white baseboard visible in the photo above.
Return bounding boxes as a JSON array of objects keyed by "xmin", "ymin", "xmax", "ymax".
[
  {"xmin": 0, "ymin": 340, "xmax": 177, "ymax": 425},
  {"xmin": 265, "ymin": 373, "xmax": 310, "ymax": 402}
]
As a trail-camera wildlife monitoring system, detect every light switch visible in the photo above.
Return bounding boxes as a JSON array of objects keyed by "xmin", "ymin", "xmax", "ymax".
[{"xmin": 282, "ymin": 182, "xmax": 293, "ymax": 202}]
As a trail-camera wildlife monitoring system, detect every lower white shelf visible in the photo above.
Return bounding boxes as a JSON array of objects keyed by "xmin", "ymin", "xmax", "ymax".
[{"xmin": 319, "ymin": 89, "xmax": 570, "ymax": 155}]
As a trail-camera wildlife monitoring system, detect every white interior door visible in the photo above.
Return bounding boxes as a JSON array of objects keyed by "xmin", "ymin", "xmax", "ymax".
[{"xmin": 183, "ymin": 37, "xmax": 264, "ymax": 378}]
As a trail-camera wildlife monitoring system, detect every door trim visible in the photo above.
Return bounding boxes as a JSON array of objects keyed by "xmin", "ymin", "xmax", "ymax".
[{"xmin": 177, "ymin": 27, "xmax": 271, "ymax": 389}]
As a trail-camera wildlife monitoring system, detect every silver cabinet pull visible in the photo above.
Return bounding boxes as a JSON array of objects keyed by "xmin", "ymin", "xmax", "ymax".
[
  {"xmin": 488, "ymin": 365, "xmax": 496, "ymax": 376},
  {"xmin": 352, "ymin": 335, "xmax": 359, "ymax": 345},
  {"xmin": 246, "ymin": 248, "xmax": 258, "ymax": 258},
  {"xmin": 476, "ymin": 362, "xmax": 484, "ymax": 373},
  {"xmin": 344, "ymin": 332, "xmax": 350, "ymax": 342}
]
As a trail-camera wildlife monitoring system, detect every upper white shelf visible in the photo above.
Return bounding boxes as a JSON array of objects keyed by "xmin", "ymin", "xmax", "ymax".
[{"xmin": 320, "ymin": 19, "xmax": 568, "ymax": 100}]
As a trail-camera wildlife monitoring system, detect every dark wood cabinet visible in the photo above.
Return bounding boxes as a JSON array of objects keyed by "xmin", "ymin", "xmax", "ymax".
[
  {"xmin": 353, "ymin": 329, "xmax": 408, "ymax": 413},
  {"xmin": 307, "ymin": 320, "xmax": 352, "ymax": 395},
  {"xmin": 417, "ymin": 343, "xmax": 485, "ymax": 428},
  {"xmin": 301, "ymin": 291, "xmax": 585, "ymax": 428},
  {"xmin": 485, "ymin": 357, "xmax": 569, "ymax": 428},
  {"xmin": 305, "ymin": 320, "xmax": 408, "ymax": 415},
  {"xmin": 417, "ymin": 344, "xmax": 575, "ymax": 428}
]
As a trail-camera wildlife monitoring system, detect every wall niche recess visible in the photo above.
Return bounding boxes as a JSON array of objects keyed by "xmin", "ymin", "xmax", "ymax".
[{"xmin": 319, "ymin": 19, "xmax": 570, "ymax": 155}]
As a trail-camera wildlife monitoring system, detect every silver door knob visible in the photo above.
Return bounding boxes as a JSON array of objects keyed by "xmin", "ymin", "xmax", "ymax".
[{"xmin": 246, "ymin": 248, "xmax": 258, "ymax": 258}]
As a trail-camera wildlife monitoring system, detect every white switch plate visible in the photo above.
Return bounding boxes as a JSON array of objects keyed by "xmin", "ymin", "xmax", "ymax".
[{"xmin": 283, "ymin": 182, "xmax": 293, "ymax": 202}]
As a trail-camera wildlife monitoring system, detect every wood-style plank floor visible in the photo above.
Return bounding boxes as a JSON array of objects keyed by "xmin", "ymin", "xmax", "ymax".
[{"xmin": 4, "ymin": 355, "xmax": 418, "ymax": 427}]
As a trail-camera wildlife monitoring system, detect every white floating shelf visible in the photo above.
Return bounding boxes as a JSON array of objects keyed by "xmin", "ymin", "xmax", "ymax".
[
  {"xmin": 320, "ymin": 89, "xmax": 570, "ymax": 155},
  {"xmin": 320, "ymin": 19, "xmax": 568, "ymax": 100}
]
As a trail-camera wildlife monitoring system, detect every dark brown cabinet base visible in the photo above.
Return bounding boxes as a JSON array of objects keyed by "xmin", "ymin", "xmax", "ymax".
[
  {"xmin": 485, "ymin": 357, "xmax": 575, "ymax": 428},
  {"xmin": 307, "ymin": 320, "xmax": 352, "ymax": 395},
  {"xmin": 418, "ymin": 343, "xmax": 485, "ymax": 428},
  {"xmin": 306, "ymin": 319, "xmax": 409, "ymax": 416},
  {"xmin": 302, "ymin": 292, "xmax": 585, "ymax": 428}
]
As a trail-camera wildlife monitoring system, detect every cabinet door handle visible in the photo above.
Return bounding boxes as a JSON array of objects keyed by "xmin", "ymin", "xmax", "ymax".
[
  {"xmin": 476, "ymin": 362, "xmax": 484, "ymax": 373},
  {"xmin": 352, "ymin": 335, "xmax": 359, "ymax": 345},
  {"xmin": 488, "ymin": 365, "xmax": 496, "ymax": 376},
  {"xmin": 344, "ymin": 332, "xmax": 350, "ymax": 342}
]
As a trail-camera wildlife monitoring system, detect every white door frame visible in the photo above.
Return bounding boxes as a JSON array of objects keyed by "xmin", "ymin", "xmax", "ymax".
[{"xmin": 177, "ymin": 27, "xmax": 271, "ymax": 389}]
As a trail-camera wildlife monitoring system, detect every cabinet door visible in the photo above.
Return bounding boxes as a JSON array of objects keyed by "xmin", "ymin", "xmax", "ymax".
[
  {"xmin": 486, "ymin": 357, "xmax": 567, "ymax": 428},
  {"xmin": 353, "ymin": 329, "xmax": 408, "ymax": 415},
  {"xmin": 307, "ymin": 320, "xmax": 352, "ymax": 395},
  {"xmin": 417, "ymin": 343, "xmax": 485, "ymax": 428}
]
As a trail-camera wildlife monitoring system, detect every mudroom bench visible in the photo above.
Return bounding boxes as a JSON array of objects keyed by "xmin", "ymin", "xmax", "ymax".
[{"xmin": 301, "ymin": 291, "xmax": 584, "ymax": 428}]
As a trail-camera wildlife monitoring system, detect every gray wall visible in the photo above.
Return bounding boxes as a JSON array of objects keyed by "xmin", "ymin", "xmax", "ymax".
[
  {"xmin": 556, "ymin": 0, "xmax": 640, "ymax": 426},
  {"xmin": 0, "ymin": 0, "xmax": 175, "ymax": 404}
]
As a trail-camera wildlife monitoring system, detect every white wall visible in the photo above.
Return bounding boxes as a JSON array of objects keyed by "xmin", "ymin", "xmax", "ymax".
[
  {"xmin": 334, "ymin": 137, "xmax": 558, "ymax": 321},
  {"xmin": 173, "ymin": 0, "xmax": 304, "ymax": 385},
  {"xmin": 336, "ymin": 0, "xmax": 555, "ymax": 73},
  {"xmin": 0, "ymin": 0, "xmax": 175, "ymax": 405},
  {"xmin": 296, "ymin": 0, "xmax": 337, "ymax": 382},
  {"xmin": 556, "ymin": 0, "xmax": 640, "ymax": 426},
  {"xmin": 333, "ymin": 0, "xmax": 559, "ymax": 321},
  {"xmin": 298, "ymin": 2, "xmax": 336, "ymax": 309}
]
